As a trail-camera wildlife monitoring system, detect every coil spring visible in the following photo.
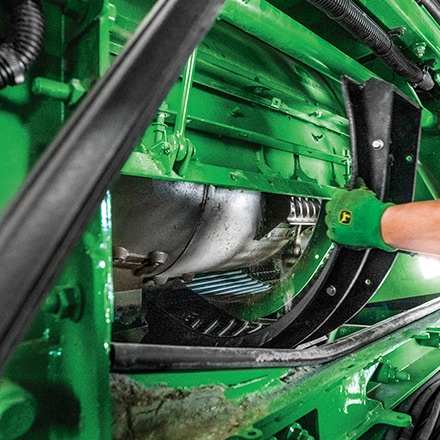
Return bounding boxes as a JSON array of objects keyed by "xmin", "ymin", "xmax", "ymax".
[{"xmin": 287, "ymin": 197, "xmax": 321, "ymax": 225}]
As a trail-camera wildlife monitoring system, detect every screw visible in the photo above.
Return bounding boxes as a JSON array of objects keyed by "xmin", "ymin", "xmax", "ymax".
[
  {"xmin": 372, "ymin": 139, "xmax": 384, "ymax": 150},
  {"xmin": 43, "ymin": 286, "xmax": 83, "ymax": 322},
  {"xmin": 326, "ymin": 285, "xmax": 337, "ymax": 296},
  {"xmin": 374, "ymin": 363, "xmax": 411, "ymax": 383},
  {"xmin": 414, "ymin": 42, "xmax": 427, "ymax": 59}
]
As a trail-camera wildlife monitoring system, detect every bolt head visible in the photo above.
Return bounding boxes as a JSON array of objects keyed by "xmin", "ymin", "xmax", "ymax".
[
  {"xmin": 326, "ymin": 285, "xmax": 337, "ymax": 296},
  {"xmin": 0, "ymin": 380, "xmax": 36, "ymax": 440},
  {"xmin": 371, "ymin": 139, "xmax": 384, "ymax": 150}
]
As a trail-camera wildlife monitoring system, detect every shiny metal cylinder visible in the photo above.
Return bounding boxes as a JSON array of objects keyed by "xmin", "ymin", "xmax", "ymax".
[{"xmin": 112, "ymin": 176, "xmax": 298, "ymax": 280}]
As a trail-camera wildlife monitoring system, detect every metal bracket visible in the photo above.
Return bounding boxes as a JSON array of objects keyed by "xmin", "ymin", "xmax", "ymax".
[
  {"xmin": 270, "ymin": 76, "xmax": 421, "ymax": 346},
  {"xmin": 342, "ymin": 75, "xmax": 420, "ymax": 201}
]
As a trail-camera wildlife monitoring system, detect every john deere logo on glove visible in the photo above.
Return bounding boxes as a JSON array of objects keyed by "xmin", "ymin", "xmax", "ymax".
[{"xmin": 338, "ymin": 210, "xmax": 352, "ymax": 225}]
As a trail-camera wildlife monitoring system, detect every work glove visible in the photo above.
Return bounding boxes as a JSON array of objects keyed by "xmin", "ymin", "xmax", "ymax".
[{"xmin": 325, "ymin": 181, "xmax": 396, "ymax": 252}]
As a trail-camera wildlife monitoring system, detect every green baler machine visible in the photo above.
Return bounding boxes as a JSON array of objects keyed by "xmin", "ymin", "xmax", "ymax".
[{"xmin": 2, "ymin": 0, "xmax": 440, "ymax": 438}]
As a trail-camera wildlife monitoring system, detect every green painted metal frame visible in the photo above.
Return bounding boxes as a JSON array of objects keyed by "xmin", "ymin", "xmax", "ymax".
[
  {"xmin": 0, "ymin": 1, "xmax": 115, "ymax": 438},
  {"xmin": 2, "ymin": 0, "xmax": 440, "ymax": 439},
  {"xmin": 110, "ymin": 310, "xmax": 440, "ymax": 439}
]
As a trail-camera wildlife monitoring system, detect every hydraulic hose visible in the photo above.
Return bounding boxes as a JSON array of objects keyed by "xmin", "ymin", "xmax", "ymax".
[
  {"xmin": 416, "ymin": 0, "xmax": 440, "ymax": 26},
  {"xmin": 385, "ymin": 371, "xmax": 440, "ymax": 440},
  {"xmin": 306, "ymin": 0, "xmax": 435, "ymax": 91},
  {"xmin": 0, "ymin": 0, "xmax": 45, "ymax": 89}
]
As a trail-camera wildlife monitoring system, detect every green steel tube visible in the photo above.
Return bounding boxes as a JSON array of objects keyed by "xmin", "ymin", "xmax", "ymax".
[
  {"xmin": 220, "ymin": 0, "xmax": 376, "ymax": 84},
  {"xmin": 175, "ymin": 49, "xmax": 197, "ymax": 139},
  {"xmin": 174, "ymin": 49, "xmax": 198, "ymax": 163}
]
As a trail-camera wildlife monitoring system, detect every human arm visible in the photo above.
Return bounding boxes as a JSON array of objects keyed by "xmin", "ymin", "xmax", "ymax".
[
  {"xmin": 325, "ymin": 186, "xmax": 440, "ymax": 256},
  {"xmin": 380, "ymin": 199, "xmax": 440, "ymax": 255}
]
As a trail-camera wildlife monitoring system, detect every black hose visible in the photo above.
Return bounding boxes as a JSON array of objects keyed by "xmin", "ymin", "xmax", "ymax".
[
  {"xmin": 416, "ymin": 0, "xmax": 440, "ymax": 26},
  {"xmin": 111, "ymin": 296, "xmax": 440, "ymax": 372},
  {"xmin": 410, "ymin": 384, "xmax": 440, "ymax": 428},
  {"xmin": 385, "ymin": 371, "xmax": 440, "ymax": 439},
  {"xmin": 0, "ymin": 0, "xmax": 44, "ymax": 89},
  {"xmin": 306, "ymin": 0, "xmax": 435, "ymax": 91},
  {"xmin": 432, "ymin": 416, "xmax": 440, "ymax": 439},
  {"xmin": 416, "ymin": 389, "xmax": 440, "ymax": 439}
]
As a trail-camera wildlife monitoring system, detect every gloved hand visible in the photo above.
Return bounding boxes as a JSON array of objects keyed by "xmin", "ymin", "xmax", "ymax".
[{"xmin": 325, "ymin": 183, "xmax": 396, "ymax": 251}]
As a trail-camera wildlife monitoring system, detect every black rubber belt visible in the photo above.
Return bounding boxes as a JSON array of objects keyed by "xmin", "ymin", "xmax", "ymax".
[{"xmin": 0, "ymin": 0, "xmax": 225, "ymax": 375}]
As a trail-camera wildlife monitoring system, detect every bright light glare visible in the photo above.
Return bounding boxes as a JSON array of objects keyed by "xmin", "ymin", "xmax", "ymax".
[{"xmin": 419, "ymin": 256, "xmax": 440, "ymax": 280}]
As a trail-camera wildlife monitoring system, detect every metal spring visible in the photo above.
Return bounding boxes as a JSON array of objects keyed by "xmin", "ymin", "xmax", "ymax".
[{"xmin": 287, "ymin": 197, "xmax": 321, "ymax": 225}]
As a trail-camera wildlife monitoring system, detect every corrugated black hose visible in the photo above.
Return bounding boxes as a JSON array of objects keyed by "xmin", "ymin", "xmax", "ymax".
[
  {"xmin": 0, "ymin": 0, "xmax": 44, "ymax": 89},
  {"xmin": 306, "ymin": 0, "xmax": 435, "ymax": 91}
]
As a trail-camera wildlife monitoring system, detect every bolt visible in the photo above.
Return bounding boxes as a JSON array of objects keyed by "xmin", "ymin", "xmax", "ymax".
[
  {"xmin": 326, "ymin": 285, "xmax": 337, "ymax": 296},
  {"xmin": 374, "ymin": 363, "xmax": 411, "ymax": 383},
  {"xmin": 0, "ymin": 380, "xmax": 36, "ymax": 440},
  {"xmin": 388, "ymin": 27, "xmax": 406, "ymax": 38},
  {"xmin": 394, "ymin": 370, "xmax": 411, "ymax": 382},
  {"xmin": 181, "ymin": 273, "xmax": 195, "ymax": 282},
  {"xmin": 43, "ymin": 285, "xmax": 83, "ymax": 322},
  {"xmin": 372, "ymin": 139, "xmax": 384, "ymax": 150},
  {"xmin": 414, "ymin": 42, "xmax": 427, "ymax": 59},
  {"xmin": 148, "ymin": 250, "xmax": 168, "ymax": 266},
  {"xmin": 113, "ymin": 246, "xmax": 129, "ymax": 263},
  {"xmin": 32, "ymin": 77, "xmax": 70, "ymax": 100},
  {"xmin": 406, "ymin": 154, "xmax": 414, "ymax": 163}
]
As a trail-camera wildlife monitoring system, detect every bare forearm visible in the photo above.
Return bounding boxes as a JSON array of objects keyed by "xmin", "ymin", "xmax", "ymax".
[{"xmin": 381, "ymin": 199, "xmax": 440, "ymax": 255}]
